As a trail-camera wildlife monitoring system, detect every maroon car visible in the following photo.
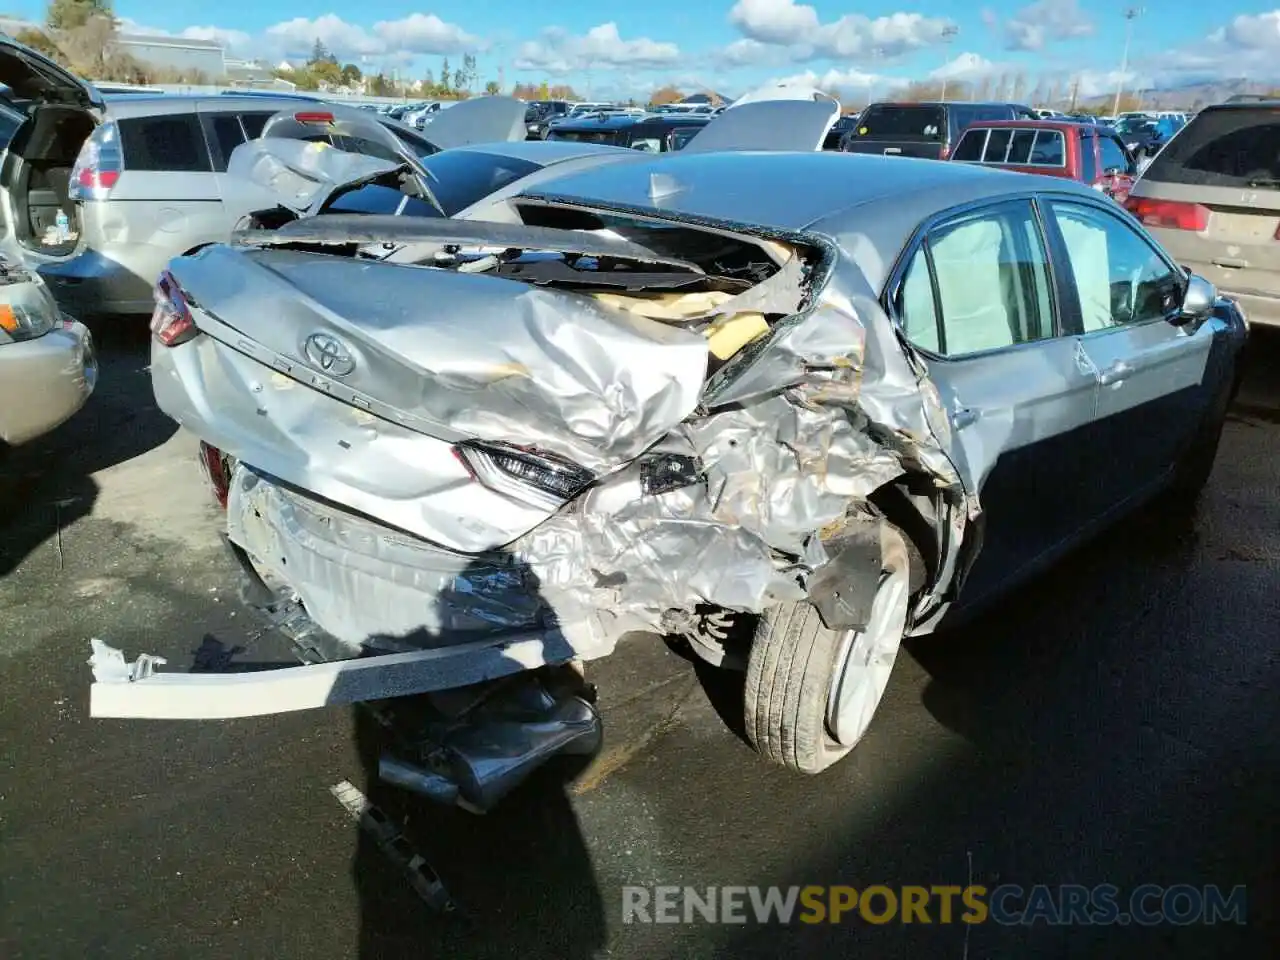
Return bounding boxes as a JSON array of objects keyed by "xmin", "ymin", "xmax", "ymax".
[{"xmin": 950, "ymin": 119, "xmax": 1137, "ymax": 202}]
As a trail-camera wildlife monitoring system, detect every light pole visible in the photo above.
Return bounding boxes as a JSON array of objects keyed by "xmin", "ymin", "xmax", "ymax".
[
  {"xmin": 1112, "ymin": 7, "xmax": 1143, "ymax": 118},
  {"xmin": 938, "ymin": 24, "xmax": 959, "ymax": 101}
]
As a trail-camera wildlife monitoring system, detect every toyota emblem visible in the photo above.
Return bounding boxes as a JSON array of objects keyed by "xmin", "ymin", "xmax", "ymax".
[{"xmin": 303, "ymin": 332, "xmax": 356, "ymax": 377}]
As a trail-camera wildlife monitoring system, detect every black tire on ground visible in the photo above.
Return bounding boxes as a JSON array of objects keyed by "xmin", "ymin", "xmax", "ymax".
[{"xmin": 744, "ymin": 522, "xmax": 912, "ymax": 775}]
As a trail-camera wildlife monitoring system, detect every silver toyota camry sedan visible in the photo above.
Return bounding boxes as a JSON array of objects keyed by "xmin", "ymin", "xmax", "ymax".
[{"xmin": 90, "ymin": 145, "xmax": 1246, "ymax": 811}]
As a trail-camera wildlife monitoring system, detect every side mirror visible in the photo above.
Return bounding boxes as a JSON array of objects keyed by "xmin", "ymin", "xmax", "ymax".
[{"xmin": 1174, "ymin": 273, "xmax": 1216, "ymax": 324}]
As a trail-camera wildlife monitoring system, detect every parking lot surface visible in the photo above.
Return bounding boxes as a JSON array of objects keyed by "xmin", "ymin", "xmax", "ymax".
[{"xmin": 1, "ymin": 323, "xmax": 1276, "ymax": 959}]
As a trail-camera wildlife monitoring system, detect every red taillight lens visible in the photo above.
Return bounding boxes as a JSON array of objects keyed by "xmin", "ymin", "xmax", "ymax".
[
  {"xmin": 76, "ymin": 167, "xmax": 119, "ymax": 190},
  {"xmin": 294, "ymin": 111, "xmax": 335, "ymax": 124},
  {"xmin": 198, "ymin": 441, "xmax": 231, "ymax": 510},
  {"xmin": 150, "ymin": 270, "xmax": 197, "ymax": 347},
  {"xmin": 939, "ymin": 143, "xmax": 951, "ymax": 160},
  {"xmin": 1124, "ymin": 196, "xmax": 1209, "ymax": 231}
]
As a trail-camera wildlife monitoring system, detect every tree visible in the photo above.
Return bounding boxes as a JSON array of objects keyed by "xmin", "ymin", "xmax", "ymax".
[
  {"xmin": 340, "ymin": 63, "xmax": 362, "ymax": 84},
  {"xmin": 15, "ymin": 27, "xmax": 64, "ymax": 62},
  {"xmin": 368, "ymin": 73, "xmax": 394, "ymax": 97},
  {"xmin": 462, "ymin": 53, "xmax": 477, "ymax": 92},
  {"xmin": 453, "ymin": 67, "xmax": 465, "ymax": 92},
  {"xmin": 308, "ymin": 38, "xmax": 337, "ymax": 66},
  {"xmin": 648, "ymin": 85, "xmax": 684, "ymax": 105},
  {"xmin": 309, "ymin": 60, "xmax": 343, "ymax": 87},
  {"xmin": 439, "ymin": 57, "xmax": 451, "ymax": 93},
  {"xmin": 47, "ymin": 0, "xmax": 111, "ymax": 31},
  {"xmin": 484, "ymin": 79, "xmax": 500, "ymax": 96}
]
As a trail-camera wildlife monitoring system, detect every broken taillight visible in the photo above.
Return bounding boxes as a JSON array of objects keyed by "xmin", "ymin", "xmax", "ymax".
[
  {"xmin": 198, "ymin": 441, "xmax": 232, "ymax": 509},
  {"xmin": 1124, "ymin": 196, "xmax": 1209, "ymax": 231},
  {"xmin": 150, "ymin": 270, "xmax": 198, "ymax": 347},
  {"xmin": 455, "ymin": 443, "xmax": 594, "ymax": 508}
]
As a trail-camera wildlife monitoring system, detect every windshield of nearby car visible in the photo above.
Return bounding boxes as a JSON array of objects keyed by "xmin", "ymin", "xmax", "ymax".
[
  {"xmin": 547, "ymin": 126, "xmax": 624, "ymax": 146},
  {"xmin": 854, "ymin": 104, "xmax": 946, "ymax": 141},
  {"xmin": 1114, "ymin": 117, "xmax": 1154, "ymax": 135},
  {"xmin": 1143, "ymin": 107, "xmax": 1280, "ymax": 188}
]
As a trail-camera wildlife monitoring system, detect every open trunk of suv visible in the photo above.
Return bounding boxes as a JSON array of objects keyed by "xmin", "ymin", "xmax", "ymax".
[{"xmin": 0, "ymin": 40, "xmax": 102, "ymax": 260}]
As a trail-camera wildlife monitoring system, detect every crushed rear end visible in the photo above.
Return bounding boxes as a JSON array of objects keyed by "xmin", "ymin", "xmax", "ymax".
[{"xmin": 88, "ymin": 194, "xmax": 968, "ymax": 808}]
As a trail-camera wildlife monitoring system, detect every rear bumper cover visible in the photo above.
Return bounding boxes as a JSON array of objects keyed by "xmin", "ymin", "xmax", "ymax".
[{"xmin": 0, "ymin": 320, "xmax": 96, "ymax": 446}]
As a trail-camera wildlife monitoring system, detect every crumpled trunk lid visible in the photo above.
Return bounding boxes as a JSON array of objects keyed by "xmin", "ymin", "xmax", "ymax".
[{"xmin": 154, "ymin": 244, "xmax": 710, "ymax": 552}]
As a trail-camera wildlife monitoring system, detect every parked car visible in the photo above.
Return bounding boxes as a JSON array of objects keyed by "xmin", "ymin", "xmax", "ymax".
[
  {"xmin": 1113, "ymin": 115, "xmax": 1166, "ymax": 160},
  {"xmin": 824, "ymin": 113, "xmax": 858, "ymax": 150},
  {"xmin": 523, "ymin": 99, "xmax": 569, "ymax": 139},
  {"xmin": 94, "ymin": 143, "xmax": 1245, "ymax": 813},
  {"xmin": 842, "ymin": 100, "xmax": 1038, "ymax": 159},
  {"xmin": 546, "ymin": 111, "xmax": 711, "ymax": 151},
  {"xmin": 0, "ymin": 245, "xmax": 94, "ymax": 452},
  {"xmin": 0, "ymin": 35, "xmax": 526, "ymax": 318},
  {"xmin": 952, "ymin": 119, "xmax": 1138, "ymax": 202},
  {"xmin": 1125, "ymin": 97, "xmax": 1280, "ymax": 328}
]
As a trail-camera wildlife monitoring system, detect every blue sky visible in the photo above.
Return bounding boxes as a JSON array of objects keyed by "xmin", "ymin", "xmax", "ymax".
[{"xmin": 9, "ymin": 0, "xmax": 1280, "ymax": 99}]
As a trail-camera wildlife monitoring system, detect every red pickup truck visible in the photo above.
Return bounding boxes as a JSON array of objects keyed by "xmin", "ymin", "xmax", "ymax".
[{"xmin": 949, "ymin": 119, "xmax": 1137, "ymax": 202}]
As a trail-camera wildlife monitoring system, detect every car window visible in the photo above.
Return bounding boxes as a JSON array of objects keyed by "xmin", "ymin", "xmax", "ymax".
[
  {"xmin": 203, "ymin": 114, "xmax": 246, "ymax": 172},
  {"xmin": 116, "ymin": 113, "xmax": 212, "ymax": 173},
  {"xmin": 1098, "ymin": 136, "xmax": 1128, "ymax": 174},
  {"xmin": 417, "ymin": 149, "xmax": 541, "ymax": 216},
  {"xmin": 630, "ymin": 136, "xmax": 663, "ymax": 152},
  {"xmin": 983, "ymin": 129, "xmax": 1012, "ymax": 162},
  {"xmin": 0, "ymin": 105, "xmax": 22, "ymax": 150},
  {"xmin": 1029, "ymin": 130, "xmax": 1065, "ymax": 166},
  {"xmin": 952, "ymin": 128, "xmax": 986, "ymax": 161},
  {"xmin": 1143, "ymin": 107, "xmax": 1280, "ymax": 187},
  {"xmin": 240, "ymin": 112, "xmax": 277, "ymax": 140},
  {"xmin": 1050, "ymin": 201, "xmax": 1184, "ymax": 332},
  {"xmin": 1080, "ymin": 133, "xmax": 1097, "ymax": 182},
  {"xmin": 857, "ymin": 104, "xmax": 945, "ymax": 141},
  {"xmin": 1007, "ymin": 129, "xmax": 1036, "ymax": 164},
  {"xmin": 671, "ymin": 127, "xmax": 702, "ymax": 150},
  {"xmin": 900, "ymin": 202, "xmax": 1055, "ymax": 356}
]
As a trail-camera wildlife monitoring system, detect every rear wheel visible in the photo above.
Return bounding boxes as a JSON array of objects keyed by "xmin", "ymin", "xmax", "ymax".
[{"xmin": 744, "ymin": 523, "xmax": 912, "ymax": 774}]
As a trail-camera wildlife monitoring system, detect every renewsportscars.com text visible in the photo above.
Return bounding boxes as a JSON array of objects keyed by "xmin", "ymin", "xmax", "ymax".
[{"xmin": 621, "ymin": 884, "xmax": 1247, "ymax": 926}]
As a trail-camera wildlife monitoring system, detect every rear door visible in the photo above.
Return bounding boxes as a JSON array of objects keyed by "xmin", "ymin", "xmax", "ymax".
[
  {"xmin": 843, "ymin": 103, "xmax": 947, "ymax": 159},
  {"xmin": 1132, "ymin": 105, "xmax": 1280, "ymax": 303},
  {"xmin": 889, "ymin": 199, "xmax": 1099, "ymax": 607},
  {"xmin": 1044, "ymin": 198, "xmax": 1214, "ymax": 510}
]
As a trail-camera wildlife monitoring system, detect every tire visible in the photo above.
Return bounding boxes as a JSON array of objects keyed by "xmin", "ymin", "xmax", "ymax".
[{"xmin": 744, "ymin": 523, "xmax": 912, "ymax": 774}]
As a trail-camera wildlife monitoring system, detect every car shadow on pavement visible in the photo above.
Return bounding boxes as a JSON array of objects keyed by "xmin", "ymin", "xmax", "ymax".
[
  {"xmin": 337, "ymin": 564, "xmax": 609, "ymax": 960},
  {"xmin": 670, "ymin": 490, "xmax": 1275, "ymax": 958},
  {"xmin": 0, "ymin": 316, "xmax": 176, "ymax": 576}
]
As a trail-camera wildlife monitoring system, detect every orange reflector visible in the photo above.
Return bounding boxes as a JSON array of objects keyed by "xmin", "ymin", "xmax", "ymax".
[{"xmin": 0, "ymin": 305, "xmax": 17, "ymax": 333}]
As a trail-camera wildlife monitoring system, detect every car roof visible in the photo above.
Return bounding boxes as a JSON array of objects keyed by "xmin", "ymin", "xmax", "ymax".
[
  {"xmin": 963, "ymin": 119, "xmax": 1088, "ymax": 130},
  {"xmin": 444, "ymin": 139, "xmax": 634, "ymax": 165},
  {"xmin": 102, "ymin": 93, "xmax": 313, "ymax": 118},
  {"xmin": 519, "ymin": 150, "xmax": 1100, "ymax": 288}
]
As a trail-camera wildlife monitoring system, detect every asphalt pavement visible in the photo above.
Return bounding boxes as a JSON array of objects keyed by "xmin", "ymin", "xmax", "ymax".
[{"xmin": 0, "ymin": 321, "xmax": 1276, "ymax": 959}]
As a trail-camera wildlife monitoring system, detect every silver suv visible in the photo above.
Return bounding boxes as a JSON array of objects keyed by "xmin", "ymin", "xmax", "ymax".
[{"xmin": 0, "ymin": 36, "xmax": 517, "ymax": 318}]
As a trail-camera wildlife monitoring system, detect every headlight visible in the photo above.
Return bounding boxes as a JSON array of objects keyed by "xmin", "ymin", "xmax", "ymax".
[{"xmin": 0, "ymin": 302, "xmax": 56, "ymax": 341}]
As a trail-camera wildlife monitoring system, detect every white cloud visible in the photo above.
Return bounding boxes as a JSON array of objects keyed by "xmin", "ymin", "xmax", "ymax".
[
  {"xmin": 1004, "ymin": 0, "xmax": 1094, "ymax": 52},
  {"xmin": 929, "ymin": 52, "xmax": 998, "ymax": 81},
  {"xmin": 728, "ymin": 0, "xmax": 957, "ymax": 60},
  {"xmin": 373, "ymin": 13, "xmax": 479, "ymax": 54},
  {"xmin": 774, "ymin": 67, "xmax": 893, "ymax": 90},
  {"xmin": 729, "ymin": 0, "xmax": 820, "ymax": 46},
  {"xmin": 718, "ymin": 37, "xmax": 772, "ymax": 67},
  {"xmin": 117, "ymin": 19, "xmax": 252, "ymax": 52},
  {"xmin": 1215, "ymin": 11, "xmax": 1280, "ymax": 51},
  {"xmin": 514, "ymin": 23, "xmax": 680, "ymax": 72},
  {"xmin": 265, "ymin": 15, "xmax": 384, "ymax": 58}
]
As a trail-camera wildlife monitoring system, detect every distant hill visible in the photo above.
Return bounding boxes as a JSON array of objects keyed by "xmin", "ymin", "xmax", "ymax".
[{"xmin": 1077, "ymin": 78, "xmax": 1273, "ymax": 110}]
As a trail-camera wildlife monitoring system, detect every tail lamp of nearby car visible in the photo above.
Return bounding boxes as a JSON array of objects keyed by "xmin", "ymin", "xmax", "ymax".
[
  {"xmin": 150, "ymin": 270, "xmax": 198, "ymax": 347},
  {"xmin": 68, "ymin": 121, "xmax": 124, "ymax": 201},
  {"xmin": 1124, "ymin": 196, "xmax": 1209, "ymax": 231}
]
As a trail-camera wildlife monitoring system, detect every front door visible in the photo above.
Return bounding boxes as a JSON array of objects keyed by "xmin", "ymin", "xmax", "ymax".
[{"xmin": 1044, "ymin": 199, "xmax": 1215, "ymax": 513}]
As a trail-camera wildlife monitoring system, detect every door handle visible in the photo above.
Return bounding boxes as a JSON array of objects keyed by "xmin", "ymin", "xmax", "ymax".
[
  {"xmin": 1211, "ymin": 257, "xmax": 1248, "ymax": 270},
  {"xmin": 1098, "ymin": 360, "xmax": 1133, "ymax": 386},
  {"xmin": 951, "ymin": 406, "xmax": 979, "ymax": 429}
]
